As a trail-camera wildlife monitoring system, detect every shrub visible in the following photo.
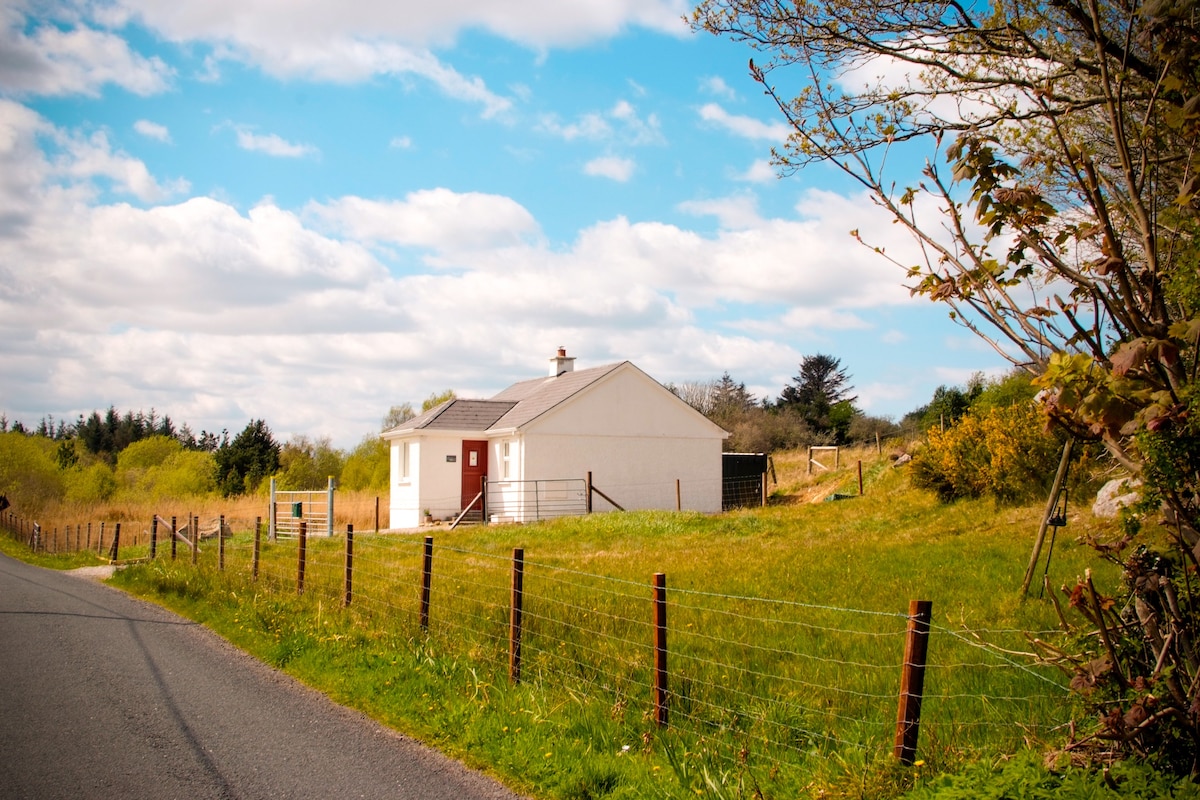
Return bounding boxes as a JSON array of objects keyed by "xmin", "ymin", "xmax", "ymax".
[
  {"xmin": 910, "ymin": 404, "xmax": 1063, "ymax": 503},
  {"xmin": 0, "ymin": 431, "xmax": 64, "ymax": 511},
  {"xmin": 65, "ymin": 462, "xmax": 118, "ymax": 504}
]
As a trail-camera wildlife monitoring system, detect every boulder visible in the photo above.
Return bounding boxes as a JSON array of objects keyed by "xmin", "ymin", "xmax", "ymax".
[{"xmin": 1092, "ymin": 478, "xmax": 1141, "ymax": 518}]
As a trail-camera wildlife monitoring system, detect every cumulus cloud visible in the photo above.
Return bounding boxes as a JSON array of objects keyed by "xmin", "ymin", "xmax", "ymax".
[
  {"xmin": 0, "ymin": 13, "xmax": 173, "ymax": 97},
  {"xmin": 305, "ymin": 190, "xmax": 542, "ymax": 252},
  {"xmin": 583, "ymin": 155, "xmax": 635, "ymax": 182},
  {"xmin": 0, "ymin": 91, "xmax": 964, "ymax": 447},
  {"xmin": 114, "ymin": 0, "xmax": 690, "ymax": 51},
  {"xmin": 697, "ymin": 103, "xmax": 791, "ymax": 142},
  {"xmin": 678, "ymin": 194, "xmax": 763, "ymax": 230},
  {"xmin": 134, "ymin": 119, "xmax": 171, "ymax": 142},
  {"xmin": 739, "ymin": 159, "xmax": 776, "ymax": 183},
  {"xmin": 94, "ymin": 0, "xmax": 689, "ymax": 119},
  {"xmin": 700, "ymin": 75, "xmax": 736, "ymax": 99},
  {"xmin": 54, "ymin": 128, "xmax": 189, "ymax": 201},
  {"xmin": 541, "ymin": 100, "xmax": 663, "ymax": 146},
  {"xmin": 234, "ymin": 128, "xmax": 318, "ymax": 158}
]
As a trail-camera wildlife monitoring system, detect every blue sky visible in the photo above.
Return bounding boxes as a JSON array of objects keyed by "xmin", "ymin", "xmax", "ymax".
[{"xmin": 0, "ymin": 0, "xmax": 1006, "ymax": 448}]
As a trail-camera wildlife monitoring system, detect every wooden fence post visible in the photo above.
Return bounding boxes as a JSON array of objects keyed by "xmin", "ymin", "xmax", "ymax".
[
  {"xmin": 675, "ymin": 479, "xmax": 681, "ymax": 512},
  {"xmin": 150, "ymin": 517, "xmax": 158, "ymax": 560},
  {"xmin": 252, "ymin": 516, "xmax": 261, "ymax": 581},
  {"xmin": 420, "ymin": 536, "xmax": 433, "ymax": 631},
  {"xmin": 108, "ymin": 523, "xmax": 120, "ymax": 562},
  {"xmin": 858, "ymin": 460, "xmax": 864, "ymax": 496},
  {"xmin": 586, "ymin": 472, "xmax": 593, "ymax": 514},
  {"xmin": 374, "ymin": 496, "xmax": 380, "ymax": 534},
  {"xmin": 191, "ymin": 515, "xmax": 198, "ymax": 566},
  {"xmin": 654, "ymin": 572, "xmax": 669, "ymax": 728},
  {"xmin": 894, "ymin": 599, "xmax": 933, "ymax": 765},
  {"xmin": 510, "ymin": 548, "xmax": 525, "ymax": 684},
  {"xmin": 218, "ymin": 515, "xmax": 225, "ymax": 572},
  {"xmin": 86, "ymin": 522, "xmax": 92, "ymax": 551},
  {"xmin": 97, "ymin": 522, "xmax": 105, "ymax": 556},
  {"xmin": 343, "ymin": 524, "xmax": 354, "ymax": 608},
  {"xmin": 297, "ymin": 520, "xmax": 307, "ymax": 595},
  {"xmin": 171, "ymin": 516, "xmax": 177, "ymax": 560}
]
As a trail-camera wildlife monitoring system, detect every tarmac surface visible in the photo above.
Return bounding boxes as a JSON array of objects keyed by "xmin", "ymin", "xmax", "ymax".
[{"xmin": 0, "ymin": 553, "xmax": 526, "ymax": 800}]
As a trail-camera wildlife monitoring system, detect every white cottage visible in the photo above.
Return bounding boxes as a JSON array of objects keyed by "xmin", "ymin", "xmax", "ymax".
[{"xmin": 382, "ymin": 349, "xmax": 728, "ymax": 528}]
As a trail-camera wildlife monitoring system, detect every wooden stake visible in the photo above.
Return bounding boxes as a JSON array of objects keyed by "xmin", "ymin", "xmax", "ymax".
[
  {"xmin": 894, "ymin": 600, "xmax": 932, "ymax": 765},
  {"xmin": 1022, "ymin": 438, "xmax": 1073, "ymax": 598},
  {"xmin": 509, "ymin": 548, "xmax": 525, "ymax": 684},
  {"xmin": 653, "ymin": 572, "xmax": 669, "ymax": 728}
]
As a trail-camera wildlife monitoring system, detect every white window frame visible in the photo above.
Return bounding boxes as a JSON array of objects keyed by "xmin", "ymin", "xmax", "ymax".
[
  {"xmin": 401, "ymin": 441, "xmax": 411, "ymax": 481},
  {"xmin": 501, "ymin": 440, "xmax": 514, "ymax": 480}
]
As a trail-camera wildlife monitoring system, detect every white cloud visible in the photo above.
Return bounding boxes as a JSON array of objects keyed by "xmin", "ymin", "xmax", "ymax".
[
  {"xmin": 99, "ymin": 0, "xmax": 689, "ymax": 118},
  {"xmin": 0, "ymin": 14, "xmax": 173, "ymax": 97},
  {"xmin": 115, "ymin": 0, "xmax": 690, "ymax": 51},
  {"xmin": 583, "ymin": 156, "xmax": 635, "ymax": 182},
  {"xmin": 697, "ymin": 103, "xmax": 791, "ymax": 142},
  {"xmin": 55, "ymin": 129, "xmax": 189, "ymax": 201},
  {"xmin": 0, "ymin": 97, "xmax": 967, "ymax": 449},
  {"xmin": 539, "ymin": 100, "xmax": 662, "ymax": 146},
  {"xmin": 700, "ymin": 76, "xmax": 736, "ymax": 99},
  {"xmin": 739, "ymin": 159, "xmax": 776, "ymax": 183},
  {"xmin": 235, "ymin": 128, "xmax": 318, "ymax": 158},
  {"xmin": 678, "ymin": 194, "xmax": 763, "ymax": 230},
  {"xmin": 539, "ymin": 112, "xmax": 611, "ymax": 142},
  {"xmin": 134, "ymin": 119, "xmax": 171, "ymax": 142},
  {"xmin": 305, "ymin": 190, "xmax": 542, "ymax": 252},
  {"xmin": 389, "ymin": 135, "xmax": 413, "ymax": 149}
]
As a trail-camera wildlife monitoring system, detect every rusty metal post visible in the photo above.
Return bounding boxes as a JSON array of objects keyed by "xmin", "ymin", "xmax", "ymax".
[
  {"xmin": 343, "ymin": 524, "xmax": 354, "ymax": 608},
  {"xmin": 297, "ymin": 520, "xmax": 307, "ymax": 594},
  {"xmin": 420, "ymin": 536, "xmax": 433, "ymax": 631}
]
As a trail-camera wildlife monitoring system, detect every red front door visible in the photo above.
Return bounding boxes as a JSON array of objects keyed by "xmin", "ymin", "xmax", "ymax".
[{"xmin": 461, "ymin": 440, "xmax": 488, "ymax": 511}]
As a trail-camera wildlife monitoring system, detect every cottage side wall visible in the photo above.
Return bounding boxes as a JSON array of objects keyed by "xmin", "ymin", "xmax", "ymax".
[
  {"xmin": 388, "ymin": 433, "xmax": 469, "ymax": 528},
  {"xmin": 517, "ymin": 368, "xmax": 726, "ymax": 513},
  {"xmin": 521, "ymin": 432, "xmax": 722, "ymax": 512}
]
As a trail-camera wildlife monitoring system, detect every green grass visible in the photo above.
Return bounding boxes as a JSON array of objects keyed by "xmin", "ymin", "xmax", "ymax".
[{"xmin": 38, "ymin": 464, "xmax": 1127, "ymax": 798}]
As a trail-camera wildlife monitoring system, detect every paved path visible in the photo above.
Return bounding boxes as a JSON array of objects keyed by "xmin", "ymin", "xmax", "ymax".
[{"xmin": 0, "ymin": 553, "xmax": 526, "ymax": 800}]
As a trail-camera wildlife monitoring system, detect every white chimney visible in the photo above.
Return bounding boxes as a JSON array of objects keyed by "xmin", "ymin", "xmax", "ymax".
[{"xmin": 549, "ymin": 346, "xmax": 576, "ymax": 376}]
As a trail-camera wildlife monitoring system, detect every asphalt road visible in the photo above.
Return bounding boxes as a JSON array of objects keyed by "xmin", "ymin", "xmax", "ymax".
[{"xmin": 0, "ymin": 553, "xmax": 526, "ymax": 800}]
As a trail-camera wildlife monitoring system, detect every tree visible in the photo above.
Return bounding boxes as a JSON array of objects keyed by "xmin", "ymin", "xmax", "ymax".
[
  {"xmin": 382, "ymin": 403, "xmax": 416, "ymax": 431},
  {"xmin": 778, "ymin": 354, "xmax": 857, "ymax": 441},
  {"xmin": 342, "ymin": 435, "xmax": 389, "ymax": 492},
  {"xmin": 214, "ymin": 420, "xmax": 280, "ymax": 497},
  {"xmin": 692, "ymin": 0, "xmax": 1198, "ymax": 504},
  {"xmin": 275, "ymin": 435, "xmax": 344, "ymax": 491},
  {"xmin": 422, "ymin": 390, "xmax": 456, "ymax": 413},
  {"xmin": 692, "ymin": 0, "xmax": 1200, "ymax": 764}
]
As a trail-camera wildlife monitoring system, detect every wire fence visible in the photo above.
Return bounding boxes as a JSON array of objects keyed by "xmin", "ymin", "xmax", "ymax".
[{"xmin": 0, "ymin": 510, "xmax": 1075, "ymax": 776}]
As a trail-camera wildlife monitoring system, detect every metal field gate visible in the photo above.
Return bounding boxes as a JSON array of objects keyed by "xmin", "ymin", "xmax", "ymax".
[{"xmin": 269, "ymin": 477, "xmax": 334, "ymax": 539}]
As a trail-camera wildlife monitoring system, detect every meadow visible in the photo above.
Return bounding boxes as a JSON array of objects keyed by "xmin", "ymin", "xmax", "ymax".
[{"xmin": 0, "ymin": 448, "xmax": 1141, "ymax": 798}]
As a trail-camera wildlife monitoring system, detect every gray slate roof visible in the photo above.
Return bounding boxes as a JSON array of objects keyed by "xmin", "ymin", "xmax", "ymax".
[{"xmin": 384, "ymin": 362, "xmax": 625, "ymax": 435}]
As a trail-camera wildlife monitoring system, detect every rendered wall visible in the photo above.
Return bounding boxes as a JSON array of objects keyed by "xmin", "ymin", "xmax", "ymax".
[
  {"xmin": 518, "ymin": 368, "xmax": 726, "ymax": 513},
  {"xmin": 388, "ymin": 433, "xmax": 472, "ymax": 529}
]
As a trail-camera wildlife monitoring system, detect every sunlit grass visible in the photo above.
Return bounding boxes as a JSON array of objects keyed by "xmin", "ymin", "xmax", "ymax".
[{"xmin": 69, "ymin": 453, "xmax": 1121, "ymax": 799}]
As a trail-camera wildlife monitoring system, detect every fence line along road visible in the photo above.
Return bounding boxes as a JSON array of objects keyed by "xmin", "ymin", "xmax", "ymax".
[{"xmin": 0, "ymin": 552, "xmax": 526, "ymax": 800}]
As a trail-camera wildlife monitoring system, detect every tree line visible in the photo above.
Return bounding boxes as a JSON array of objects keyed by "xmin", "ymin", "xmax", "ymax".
[{"xmin": 669, "ymin": 353, "xmax": 1031, "ymax": 452}]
